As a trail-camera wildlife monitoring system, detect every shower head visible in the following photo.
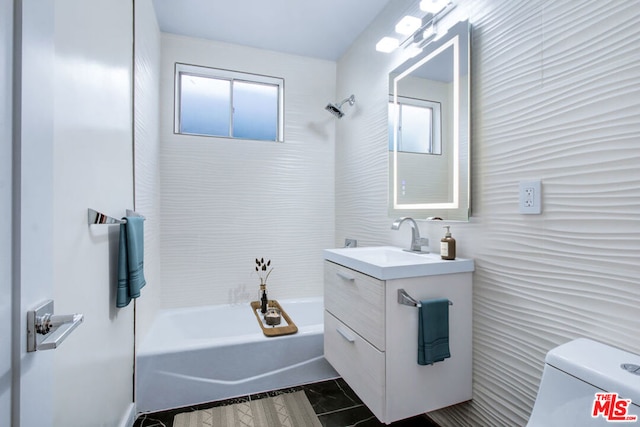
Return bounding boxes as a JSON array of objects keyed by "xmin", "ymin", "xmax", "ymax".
[
  {"xmin": 325, "ymin": 103, "xmax": 345, "ymax": 118},
  {"xmin": 325, "ymin": 94, "xmax": 355, "ymax": 118}
]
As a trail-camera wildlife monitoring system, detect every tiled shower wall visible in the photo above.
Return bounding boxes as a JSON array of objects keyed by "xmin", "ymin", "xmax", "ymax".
[
  {"xmin": 337, "ymin": 0, "xmax": 640, "ymax": 425},
  {"xmin": 157, "ymin": 34, "xmax": 337, "ymax": 308},
  {"xmin": 134, "ymin": 0, "xmax": 162, "ymax": 342}
]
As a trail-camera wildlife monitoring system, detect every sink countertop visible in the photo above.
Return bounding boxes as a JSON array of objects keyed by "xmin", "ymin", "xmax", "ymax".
[{"xmin": 323, "ymin": 246, "xmax": 474, "ymax": 280}]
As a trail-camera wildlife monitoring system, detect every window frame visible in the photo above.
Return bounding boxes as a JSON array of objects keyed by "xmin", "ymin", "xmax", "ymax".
[
  {"xmin": 389, "ymin": 95, "xmax": 442, "ymax": 155},
  {"xmin": 174, "ymin": 62, "xmax": 285, "ymax": 142}
]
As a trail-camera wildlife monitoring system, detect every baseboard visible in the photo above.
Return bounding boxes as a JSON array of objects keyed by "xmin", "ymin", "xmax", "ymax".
[{"xmin": 118, "ymin": 402, "xmax": 136, "ymax": 427}]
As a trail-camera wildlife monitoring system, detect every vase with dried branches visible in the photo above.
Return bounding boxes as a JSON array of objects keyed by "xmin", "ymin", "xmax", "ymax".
[{"xmin": 255, "ymin": 258, "xmax": 273, "ymax": 313}]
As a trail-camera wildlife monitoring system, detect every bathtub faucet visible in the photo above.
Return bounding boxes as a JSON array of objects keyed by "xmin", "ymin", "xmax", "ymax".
[{"xmin": 391, "ymin": 217, "xmax": 429, "ymax": 253}]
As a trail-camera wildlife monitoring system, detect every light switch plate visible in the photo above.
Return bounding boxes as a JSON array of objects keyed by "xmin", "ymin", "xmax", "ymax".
[{"xmin": 519, "ymin": 180, "xmax": 542, "ymax": 214}]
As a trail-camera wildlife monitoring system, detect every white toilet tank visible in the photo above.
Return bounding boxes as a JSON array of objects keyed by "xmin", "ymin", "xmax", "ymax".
[{"xmin": 528, "ymin": 338, "xmax": 640, "ymax": 427}]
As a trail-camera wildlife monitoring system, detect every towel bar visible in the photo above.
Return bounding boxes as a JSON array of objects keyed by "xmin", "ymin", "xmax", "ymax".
[
  {"xmin": 88, "ymin": 208, "xmax": 145, "ymax": 225},
  {"xmin": 397, "ymin": 289, "xmax": 452, "ymax": 308}
]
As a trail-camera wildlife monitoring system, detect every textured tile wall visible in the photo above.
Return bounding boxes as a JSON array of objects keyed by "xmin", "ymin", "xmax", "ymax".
[
  {"xmin": 337, "ymin": 0, "xmax": 640, "ymax": 425},
  {"xmin": 134, "ymin": 0, "xmax": 163, "ymax": 343},
  {"xmin": 157, "ymin": 34, "xmax": 337, "ymax": 308}
]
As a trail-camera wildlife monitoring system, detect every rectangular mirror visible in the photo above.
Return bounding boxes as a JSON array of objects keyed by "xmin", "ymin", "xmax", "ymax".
[{"xmin": 389, "ymin": 20, "xmax": 470, "ymax": 221}]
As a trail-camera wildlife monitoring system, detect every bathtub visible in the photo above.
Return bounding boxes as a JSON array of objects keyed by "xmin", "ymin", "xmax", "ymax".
[{"xmin": 136, "ymin": 297, "xmax": 338, "ymax": 414}]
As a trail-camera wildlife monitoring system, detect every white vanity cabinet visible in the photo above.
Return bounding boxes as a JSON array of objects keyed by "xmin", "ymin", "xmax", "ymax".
[{"xmin": 323, "ymin": 247, "xmax": 473, "ymax": 424}]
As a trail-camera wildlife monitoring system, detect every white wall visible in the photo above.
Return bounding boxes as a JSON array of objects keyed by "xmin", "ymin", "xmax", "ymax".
[
  {"xmin": 156, "ymin": 34, "xmax": 336, "ymax": 309},
  {"xmin": 0, "ymin": 0, "xmax": 12, "ymax": 424},
  {"xmin": 52, "ymin": 0, "xmax": 135, "ymax": 425},
  {"xmin": 134, "ymin": 0, "xmax": 162, "ymax": 346},
  {"xmin": 337, "ymin": 0, "xmax": 640, "ymax": 426}
]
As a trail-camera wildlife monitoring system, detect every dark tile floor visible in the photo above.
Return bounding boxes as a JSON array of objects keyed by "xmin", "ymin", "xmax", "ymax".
[{"xmin": 133, "ymin": 378, "xmax": 441, "ymax": 427}]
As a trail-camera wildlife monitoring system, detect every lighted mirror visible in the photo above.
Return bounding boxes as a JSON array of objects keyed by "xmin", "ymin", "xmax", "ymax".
[{"xmin": 389, "ymin": 20, "xmax": 470, "ymax": 221}]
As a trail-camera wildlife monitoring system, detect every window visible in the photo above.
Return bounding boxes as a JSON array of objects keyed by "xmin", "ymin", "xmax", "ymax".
[
  {"xmin": 175, "ymin": 63, "xmax": 284, "ymax": 142},
  {"xmin": 388, "ymin": 96, "xmax": 441, "ymax": 154}
]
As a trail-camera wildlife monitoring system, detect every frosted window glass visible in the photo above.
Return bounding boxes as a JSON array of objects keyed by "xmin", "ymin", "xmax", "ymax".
[
  {"xmin": 389, "ymin": 100, "xmax": 441, "ymax": 154},
  {"xmin": 175, "ymin": 64, "xmax": 284, "ymax": 142},
  {"xmin": 233, "ymin": 81, "xmax": 278, "ymax": 141},
  {"xmin": 401, "ymin": 104, "xmax": 432, "ymax": 153},
  {"xmin": 179, "ymin": 75, "xmax": 230, "ymax": 136}
]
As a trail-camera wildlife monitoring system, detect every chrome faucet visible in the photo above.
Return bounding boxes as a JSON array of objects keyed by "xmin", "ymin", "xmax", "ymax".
[{"xmin": 391, "ymin": 217, "xmax": 429, "ymax": 253}]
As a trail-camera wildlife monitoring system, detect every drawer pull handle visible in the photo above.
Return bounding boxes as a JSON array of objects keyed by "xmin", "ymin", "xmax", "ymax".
[
  {"xmin": 336, "ymin": 271, "xmax": 355, "ymax": 282},
  {"xmin": 336, "ymin": 327, "xmax": 355, "ymax": 343}
]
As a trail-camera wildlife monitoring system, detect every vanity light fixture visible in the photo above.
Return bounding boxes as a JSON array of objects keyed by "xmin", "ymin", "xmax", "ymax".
[
  {"xmin": 422, "ymin": 23, "xmax": 435, "ymax": 40},
  {"xmin": 418, "ymin": 22, "xmax": 437, "ymax": 48},
  {"xmin": 376, "ymin": 0, "xmax": 455, "ymax": 54},
  {"xmin": 395, "ymin": 15, "xmax": 422, "ymax": 36}
]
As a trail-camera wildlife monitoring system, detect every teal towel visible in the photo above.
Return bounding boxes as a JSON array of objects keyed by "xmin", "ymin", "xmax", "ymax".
[
  {"xmin": 116, "ymin": 216, "xmax": 146, "ymax": 308},
  {"xmin": 418, "ymin": 298, "xmax": 451, "ymax": 365}
]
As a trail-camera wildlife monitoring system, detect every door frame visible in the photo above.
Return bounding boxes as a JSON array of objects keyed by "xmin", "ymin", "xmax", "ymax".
[{"xmin": 12, "ymin": 0, "xmax": 56, "ymax": 426}]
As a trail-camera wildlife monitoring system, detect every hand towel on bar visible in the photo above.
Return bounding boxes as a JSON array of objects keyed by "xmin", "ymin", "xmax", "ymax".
[
  {"xmin": 116, "ymin": 216, "xmax": 146, "ymax": 308},
  {"xmin": 418, "ymin": 298, "xmax": 451, "ymax": 365}
]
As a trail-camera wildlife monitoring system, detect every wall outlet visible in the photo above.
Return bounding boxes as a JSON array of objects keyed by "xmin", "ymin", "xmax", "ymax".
[{"xmin": 519, "ymin": 180, "xmax": 542, "ymax": 214}]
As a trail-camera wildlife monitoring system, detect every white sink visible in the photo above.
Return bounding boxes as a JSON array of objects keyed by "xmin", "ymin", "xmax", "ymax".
[{"xmin": 323, "ymin": 246, "xmax": 474, "ymax": 280}]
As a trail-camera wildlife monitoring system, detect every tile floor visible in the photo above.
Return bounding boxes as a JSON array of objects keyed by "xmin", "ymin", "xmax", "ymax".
[{"xmin": 133, "ymin": 378, "xmax": 441, "ymax": 427}]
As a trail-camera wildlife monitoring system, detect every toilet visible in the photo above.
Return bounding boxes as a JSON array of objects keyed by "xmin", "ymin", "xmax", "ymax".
[{"xmin": 528, "ymin": 338, "xmax": 640, "ymax": 426}]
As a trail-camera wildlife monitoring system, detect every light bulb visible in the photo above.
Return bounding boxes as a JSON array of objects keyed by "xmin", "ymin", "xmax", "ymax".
[
  {"xmin": 376, "ymin": 37, "xmax": 400, "ymax": 53},
  {"xmin": 395, "ymin": 15, "xmax": 421, "ymax": 36}
]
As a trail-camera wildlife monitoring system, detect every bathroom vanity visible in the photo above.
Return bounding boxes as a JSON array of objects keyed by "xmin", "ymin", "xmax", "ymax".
[{"xmin": 323, "ymin": 246, "xmax": 474, "ymax": 424}]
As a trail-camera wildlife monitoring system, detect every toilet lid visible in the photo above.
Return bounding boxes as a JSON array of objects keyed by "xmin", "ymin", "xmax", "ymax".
[{"xmin": 545, "ymin": 338, "xmax": 640, "ymax": 405}]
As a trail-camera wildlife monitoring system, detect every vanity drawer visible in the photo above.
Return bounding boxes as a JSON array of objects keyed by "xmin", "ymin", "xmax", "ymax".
[
  {"xmin": 324, "ymin": 261, "xmax": 385, "ymax": 350},
  {"xmin": 324, "ymin": 311, "xmax": 385, "ymax": 421}
]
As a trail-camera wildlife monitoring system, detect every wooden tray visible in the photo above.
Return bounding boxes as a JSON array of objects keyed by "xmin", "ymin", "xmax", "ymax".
[{"xmin": 250, "ymin": 300, "xmax": 298, "ymax": 337}]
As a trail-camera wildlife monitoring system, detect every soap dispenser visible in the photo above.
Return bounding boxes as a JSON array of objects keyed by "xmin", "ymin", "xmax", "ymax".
[{"xmin": 440, "ymin": 226, "xmax": 456, "ymax": 260}]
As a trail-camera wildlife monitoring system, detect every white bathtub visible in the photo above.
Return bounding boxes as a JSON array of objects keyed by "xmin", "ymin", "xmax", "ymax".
[{"xmin": 136, "ymin": 297, "xmax": 338, "ymax": 414}]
